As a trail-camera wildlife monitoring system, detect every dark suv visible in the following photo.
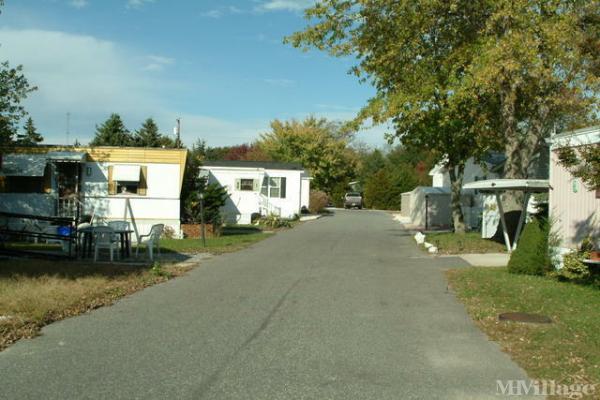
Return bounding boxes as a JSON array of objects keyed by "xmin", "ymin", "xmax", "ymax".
[{"xmin": 344, "ymin": 192, "xmax": 363, "ymax": 209}]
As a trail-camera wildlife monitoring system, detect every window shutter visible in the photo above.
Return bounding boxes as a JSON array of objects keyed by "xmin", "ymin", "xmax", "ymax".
[
  {"xmin": 107, "ymin": 166, "xmax": 116, "ymax": 195},
  {"xmin": 235, "ymin": 179, "xmax": 241, "ymax": 191},
  {"xmin": 280, "ymin": 177, "xmax": 286, "ymax": 198},
  {"xmin": 138, "ymin": 166, "xmax": 148, "ymax": 195},
  {"xmin": 253, "ymin": 179, "xmax": 260, "ymax": 192}
]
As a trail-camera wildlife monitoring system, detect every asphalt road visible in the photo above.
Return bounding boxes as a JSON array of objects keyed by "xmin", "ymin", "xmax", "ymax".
[{"xmin": 0, "ymin": 210, "xmax": 531, "ymax": 399}]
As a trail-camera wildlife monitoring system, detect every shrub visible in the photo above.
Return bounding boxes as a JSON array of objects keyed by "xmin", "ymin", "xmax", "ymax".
[
  {"xmin": 259, "ymin": 214, "xmax": 291, "ymax": 229},
  {"xmin": 163, "ymin": 225, "xmax": 176, "ymax": 239},
  {"xmin": 556, "ymin": 251, "xmax": 591, "ymax": 282},
  {"xmin": 309, "ymin": 191, "xmax": 329, "ymax": 214},
  {"xmin": 507, "ymin": 218, "xmax": 550, "ymax": 276}
]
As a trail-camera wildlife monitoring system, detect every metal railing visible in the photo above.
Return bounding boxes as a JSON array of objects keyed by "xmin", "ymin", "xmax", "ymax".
[
  {"xmin": 258, "ymin": 194, "xmax": 281, "ymax": 217},
  {"xmin": 0, "ymin": 211, "xmax": 78, "ymax": 259}
]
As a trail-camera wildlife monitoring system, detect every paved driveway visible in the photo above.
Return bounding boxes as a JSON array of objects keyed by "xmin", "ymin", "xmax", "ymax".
[{"xmin": 0, "ymin": 210, "xmax": 530, "ymax": 399}]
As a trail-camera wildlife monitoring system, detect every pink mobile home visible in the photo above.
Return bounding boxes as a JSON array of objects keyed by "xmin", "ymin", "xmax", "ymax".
[{"xmin": 549, "ymin": 126, "xmax": 599, "ymax": 250}]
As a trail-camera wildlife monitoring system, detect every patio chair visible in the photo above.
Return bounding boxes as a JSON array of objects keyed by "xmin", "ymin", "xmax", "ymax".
[
  {"xmin": 108, "ymin": 221, "xmax": 130, "ymax": 231},
  {"xmin": 93, "ymin": 226, "xmax": 119, "ymax": 262},
  {"xmin": 136, "ymin": 224, "xmax": 164, "ymax": 261},
  {"xmin": 76, "ymin": 222, "xmax": 92, "ymax": 253},
  {"xmin": 108, "ymin": 221, "xmax": 131, "ymax": 249}
]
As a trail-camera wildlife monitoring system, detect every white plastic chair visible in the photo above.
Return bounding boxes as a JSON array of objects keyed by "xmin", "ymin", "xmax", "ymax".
[
  {"xmin": 77, "ymin": 222, "xmax": 92, "ymax": 253},
  {"xmin": 136, "ymin": 224, "xmax": 164, "ymax": 261},
  {"xmin": 93, "ymin": 226, "xmax": 119, "ymax": 262},
  {"xmin": 108, "ymin": 221, "xmax": 130, "ymax": 250},
  {"xmin": 108, "ymin": 221, "xmax": 130, "ymax": 231}
]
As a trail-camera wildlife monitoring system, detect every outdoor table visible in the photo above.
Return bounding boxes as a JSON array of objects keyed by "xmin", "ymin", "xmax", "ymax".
[{"xmin": 79, "ymin": 226, "xmax": 134, "ymax": 259}]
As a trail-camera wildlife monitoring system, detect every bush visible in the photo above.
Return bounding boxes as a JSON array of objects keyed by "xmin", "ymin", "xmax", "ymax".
[
  {"xmin": 259, "ymin": 214, "xmax": 291, "ymax": 228},
  {"xmin": 309, "ymin": 191, "xmax": 329, "ymax": 214},
  {"xmin": 363, "ymin": 165, "xmax": 418, "ymax": 210},
  {"xmin": 556, "ymin": 251, "xmax": 591, "ymax": 282},
  {"xmin": 507, "ymin": 218, "xmax": 550, "ymax": 276}
]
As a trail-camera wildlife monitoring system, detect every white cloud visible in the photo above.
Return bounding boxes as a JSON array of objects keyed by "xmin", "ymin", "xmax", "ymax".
[
  {"xmin": 200, "ymin": 5, "xmax": 246, "ymax": 19},
  {"xmin": 143, "ymin": 54, "xmax": 175, "ymax": 71},
  {"xmin": 262, "ymin": 78, "xmax": 296, "ymax": 88},
  {"xmin": 200, "ymin": 9, "xmax": 223, "ymax": 19},
  {"xmin": 256, "ymin": 0, "xmax": 314, "ymax": 12},
  {"xmin": 126, "ymin": 0, "xmax": 155, "ymax": 9},
  {"xmin": 0, "ymin": 28, "xmax": 260, "ymax": 146},
  {"xmin": 69, "ymin": 0, "xmax": 89, "ymax": 9}
]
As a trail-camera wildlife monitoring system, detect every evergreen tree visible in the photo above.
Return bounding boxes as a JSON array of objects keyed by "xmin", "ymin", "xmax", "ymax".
[
  {"xmin": 90, "ymin": 114, "xmax": 132, "ymax": 146},
  {"xmin": 133, "ymin": 118, "xmax": 175, "ymax": 148},
  {"xmin": 16, "ymin": 117, "xmax": 43, "ymax": 146}
]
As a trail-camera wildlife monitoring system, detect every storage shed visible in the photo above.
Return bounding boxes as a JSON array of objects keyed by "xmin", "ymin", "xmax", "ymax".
[{"xmin": 401, "ymin": 186, "xmax": 476, "ymax": 230}]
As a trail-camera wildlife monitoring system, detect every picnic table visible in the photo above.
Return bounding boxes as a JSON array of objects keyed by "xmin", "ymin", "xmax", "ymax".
[{"xmin": 79, "ymin": 226, "xmax": 134, "ymax": 259}]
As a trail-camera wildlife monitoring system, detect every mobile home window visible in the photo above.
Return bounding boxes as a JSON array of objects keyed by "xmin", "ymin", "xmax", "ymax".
[
  {"xmin": 268, "ymin": 177, "xmax": 287, "ymax": 199},
  {"xmin": 240, "ymin": 179, "xmax": 255, "ymax": 191},
  {"xmin": 108, "ymin": 165, "xmax": 147, "ymax": 196}
]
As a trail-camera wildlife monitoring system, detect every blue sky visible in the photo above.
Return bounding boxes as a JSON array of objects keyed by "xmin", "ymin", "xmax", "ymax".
[{"xmin": 0, "ymin": 0, "xmax": 390, "ymax": 147}]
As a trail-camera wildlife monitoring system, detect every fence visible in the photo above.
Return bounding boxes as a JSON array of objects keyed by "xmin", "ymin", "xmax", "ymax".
[{"xmin": 0, "ymin": 211, "xmax": 78, "ymax": 259}]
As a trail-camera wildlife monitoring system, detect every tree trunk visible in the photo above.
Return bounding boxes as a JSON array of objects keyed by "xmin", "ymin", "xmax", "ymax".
[
  {"xmin": 499, "ymin": 79, "xmax": 528, "ymax": 212},
  {"xmin": 448, "ymin": 163, "xmax": 466, "ymax": 234}
]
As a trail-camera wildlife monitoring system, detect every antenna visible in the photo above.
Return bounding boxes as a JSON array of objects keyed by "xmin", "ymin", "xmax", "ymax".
[{"xmin": 66, "ymin": 112, "xmax": 71, "ymax": 146}]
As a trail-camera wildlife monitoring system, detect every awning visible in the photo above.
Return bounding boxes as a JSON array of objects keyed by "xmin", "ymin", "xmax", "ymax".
[
  {"xmin": 0, "ymin": 154, "xmax": 47, "ymax": 177},
  {"xmin": 46, "ymin": 151, "xmax": 87, "ymax": 162},
  {"xmin": 462, "ymin": 179, "xmax": 550, "ymax": 253},
  {"xmin": 463, "ymin": 179, "xmax": 549, "ymax": 193},
  {"xmin": 113, "ymin": 165, "xmax": 141, "ymax": 181}
]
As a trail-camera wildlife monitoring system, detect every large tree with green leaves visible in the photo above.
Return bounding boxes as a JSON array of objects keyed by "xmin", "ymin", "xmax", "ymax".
[
  {"xmin": 258, "ymin": 117, "xmax": 356, "ymax": 193},
  {"xmin": 133, "ymin": 118, "xmax": 175, "ymax": 148},
  {"xmin": 90, "ymin": 113, "xmax": 132, "ymax": 146},
  {"xmin": 15, "ymin": 117, "xmax": 43, "ymax": 146},
  {"xmin": 1, "ymin": 1, "xmax": 38, "ymax": 146},
  {"xmin": 0, "ymin": 61, "xmax": 37, "ymax": 147},
  {"xmin": 287, "ymin": 0, "xmax": 598, "ymax": 231}
]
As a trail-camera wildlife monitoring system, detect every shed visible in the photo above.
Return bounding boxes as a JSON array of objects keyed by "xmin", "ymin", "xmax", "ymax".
[{"xmin": 401, "ymin": 186, "xmax": 474, "ymax": 230}]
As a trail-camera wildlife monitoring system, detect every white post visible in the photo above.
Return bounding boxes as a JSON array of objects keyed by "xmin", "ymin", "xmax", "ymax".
[
  {"xmin": 511, "ymin": 192, "xmax": 531, "ymax": 251},
  {"xmin": 495, "ymin": 192, "xmax": 512, "ymax": 253}
]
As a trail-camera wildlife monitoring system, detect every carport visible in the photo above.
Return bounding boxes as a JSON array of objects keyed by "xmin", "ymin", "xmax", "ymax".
[{"xmin": 463, "ymin": 179, "xmax": 550, "ymax": 252}]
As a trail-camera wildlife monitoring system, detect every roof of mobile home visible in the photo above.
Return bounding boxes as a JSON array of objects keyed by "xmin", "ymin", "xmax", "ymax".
[{"xmin": 202, "ymin": 160, "xmax": 304, "ymax": 171}]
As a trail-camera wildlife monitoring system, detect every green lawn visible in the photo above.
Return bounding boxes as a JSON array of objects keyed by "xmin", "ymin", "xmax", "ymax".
[
  {"xmin": 448, "ymin": 267, "xmax": 600, "ymax": 392},
  {"xmin": 159, "ymin": 226, "xmax": 272, "ymax": 254},
  {"xmin": 424, "ymin": 232, "xmax": 506, "ymax": 254}
]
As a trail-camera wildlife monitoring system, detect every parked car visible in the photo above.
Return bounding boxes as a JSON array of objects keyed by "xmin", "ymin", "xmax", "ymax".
[{"xmin": 344, "ymin": 192, "xmax": 363, "ymax": 209}]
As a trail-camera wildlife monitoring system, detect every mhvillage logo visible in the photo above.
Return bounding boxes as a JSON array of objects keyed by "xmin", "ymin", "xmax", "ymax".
[{"xmin": 497, "ymin": 380, "xmax": 597, "ymax": 398}]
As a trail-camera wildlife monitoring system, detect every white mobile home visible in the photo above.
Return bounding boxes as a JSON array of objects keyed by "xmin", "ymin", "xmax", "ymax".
[
  {"xmin": 200, "ymin": 161, "xmax": 311, "ymax": 224},
  {"xmin": 0, "ymin": 146, "xmax": 187, "ymax": 237},
  {"xmin": 549, "ymin": 126, "xmax": 599, "ymax": 250}
]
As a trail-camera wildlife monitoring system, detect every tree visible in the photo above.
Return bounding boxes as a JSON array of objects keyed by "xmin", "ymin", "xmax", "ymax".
[
  {"xmin": 363, "ymin": 165, "xmax": 419, "ymax": 210},
  {"xmin": 557, "ymin": 144, "xmax": 600, "ymax": 190},
  {"xmin": 286, "ymin": 1, "xmax": 501, "ymax": 232},
  {"xmin": 286, "ymin": 0, "xmax": 598, "ymax": 232},
  {"xmin": 0, "ymin": 61, "xmax": 37, "ymax": 147},
  {"xmin": 15, "ymin": 117, "xmax": 43, "ymax": 146},
  {"xmin": 133, "ymin": 118, "xmax": 175, "ymax": 148},
  {"xmin": 219, "ymin": 143, "xmax": 272, "ymax": 161},
  {"xmin": 90, "ymin": 114, "xmax": 132, "ymax": 146},
  {"xmin": 258, "ymin": 117, "xmax": 356, "ymax": 193}
]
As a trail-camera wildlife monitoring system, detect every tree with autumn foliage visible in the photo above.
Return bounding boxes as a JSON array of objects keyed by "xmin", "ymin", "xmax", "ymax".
[
  {"xmin": 286, "ymin": 0, "xmax": 598, "ymax": 232},
  {"xmin": 258, "ymin": 117, "xmax": 356, "ymax": 194}
]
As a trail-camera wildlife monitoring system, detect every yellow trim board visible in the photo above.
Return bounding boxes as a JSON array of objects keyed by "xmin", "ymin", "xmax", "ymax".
[{"xmin": 2, "ymin": 146, "xmax": 188, "ymax": 193}]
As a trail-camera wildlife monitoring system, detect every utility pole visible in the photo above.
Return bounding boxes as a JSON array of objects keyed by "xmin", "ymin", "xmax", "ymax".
[{"xmin": 175, "ymin": 118, "xmax": 181, "ymax": 148}]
